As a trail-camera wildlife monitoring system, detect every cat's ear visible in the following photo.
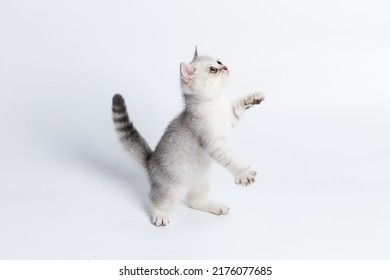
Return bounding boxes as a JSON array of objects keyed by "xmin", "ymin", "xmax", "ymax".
[
  {"xmin": 180, "ymin": 63, "xmax": 195, "ymax": 83},
  {"xmin": 193, "ymin": 46, "xmax": 199, "ymax": 61}
]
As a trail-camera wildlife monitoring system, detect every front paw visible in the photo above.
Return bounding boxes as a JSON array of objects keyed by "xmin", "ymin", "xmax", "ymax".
[
  {"xmin": 253, "ymin": 92, "xmax": 265, "ymax": 104},
  {"xmin": 235, "ymin": 169, "xmax": 257, "ymax": 186},
  {"xmin": 243, "ymin": 92, "xmax": 265, "ymax": 107}
]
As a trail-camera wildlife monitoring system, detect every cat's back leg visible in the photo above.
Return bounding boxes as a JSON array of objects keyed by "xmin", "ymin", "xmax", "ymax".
[
  {"xmin": 149, "ymin": 181, "xmax": 187, "ymax": 227},
  {"xmin": 186, "ymin": 186, "xmax": 229, "ymax": 215},
  {"xmin": 185, "ymin": 174, "xmax": 229, "ymax": 216}
]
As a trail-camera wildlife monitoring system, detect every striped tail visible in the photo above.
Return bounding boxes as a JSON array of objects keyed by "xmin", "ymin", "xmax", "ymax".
[{"xmin": 112, "ymin": 94, "xmax": 152, "ymax": 168}]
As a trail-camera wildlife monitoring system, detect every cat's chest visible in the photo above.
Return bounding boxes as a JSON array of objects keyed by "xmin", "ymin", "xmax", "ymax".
[{"xmin": 199, "ymin": 99, "xmax": 231, "ymax": 136}]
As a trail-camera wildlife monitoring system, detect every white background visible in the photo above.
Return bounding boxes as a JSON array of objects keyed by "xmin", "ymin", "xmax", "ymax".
[{"xmin": 0, "ymin": 0, "xmax": 389, "ymax": 259}]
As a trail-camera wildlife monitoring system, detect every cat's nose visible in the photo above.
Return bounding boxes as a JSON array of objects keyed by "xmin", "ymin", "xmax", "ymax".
[{"xmin": 221, "ymin": 66, "xmax": 228, "ymax": 71}]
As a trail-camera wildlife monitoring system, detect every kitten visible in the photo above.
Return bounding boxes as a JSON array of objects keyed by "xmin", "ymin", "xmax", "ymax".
[{"xmin": 112, "ymin": 48, "xmax": 265, "ymax": 226}]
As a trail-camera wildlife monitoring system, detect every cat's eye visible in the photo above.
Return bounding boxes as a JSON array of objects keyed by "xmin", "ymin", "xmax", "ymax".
[
  {"xmin": 217, "ymin": 60, "xmax": 222, "ymax": 65},
  {"xmin": 209, "ymin": 66, "xmax": 218, "ymax": 74}
]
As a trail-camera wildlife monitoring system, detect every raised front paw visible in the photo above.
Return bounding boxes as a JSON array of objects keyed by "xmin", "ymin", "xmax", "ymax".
[
  {"xmin": 244, "ymin": 92, "xmax": 265, "ymax": 107},
  {"xmin": 252, "ymin": 92, "xmax": 265, "ymax": 104},
  {"xmin": 235, "ymin": 169, "xmax": 257, "ymax": 186}
]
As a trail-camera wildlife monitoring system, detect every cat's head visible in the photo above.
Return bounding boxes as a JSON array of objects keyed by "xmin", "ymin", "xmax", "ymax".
[{"xmin": 180, "ymin": 48, "xmax": 229, "ymax": 99}]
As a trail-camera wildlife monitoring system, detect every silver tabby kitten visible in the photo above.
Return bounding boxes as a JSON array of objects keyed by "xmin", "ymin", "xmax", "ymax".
[{"xmin": 112, "ymin": 48, "xmax": 265, "ymax": 226}]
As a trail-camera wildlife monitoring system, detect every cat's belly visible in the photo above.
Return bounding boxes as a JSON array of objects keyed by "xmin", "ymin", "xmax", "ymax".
[
  {"xmin": 149, "ymin": 133, "xmax": 211, "ymax": 185},
  {"xmin": 179, "ymin": 148, "xmax": 211, "ymax": 186},
  {"xmin": 172, "ymin": 137, "xmax": 211, "ymax": 179}
]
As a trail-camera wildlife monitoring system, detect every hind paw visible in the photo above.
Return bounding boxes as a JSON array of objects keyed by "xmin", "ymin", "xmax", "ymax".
[{"xmin": 151, "ymin": 211, "xmax": 170, "ymax": 227}]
